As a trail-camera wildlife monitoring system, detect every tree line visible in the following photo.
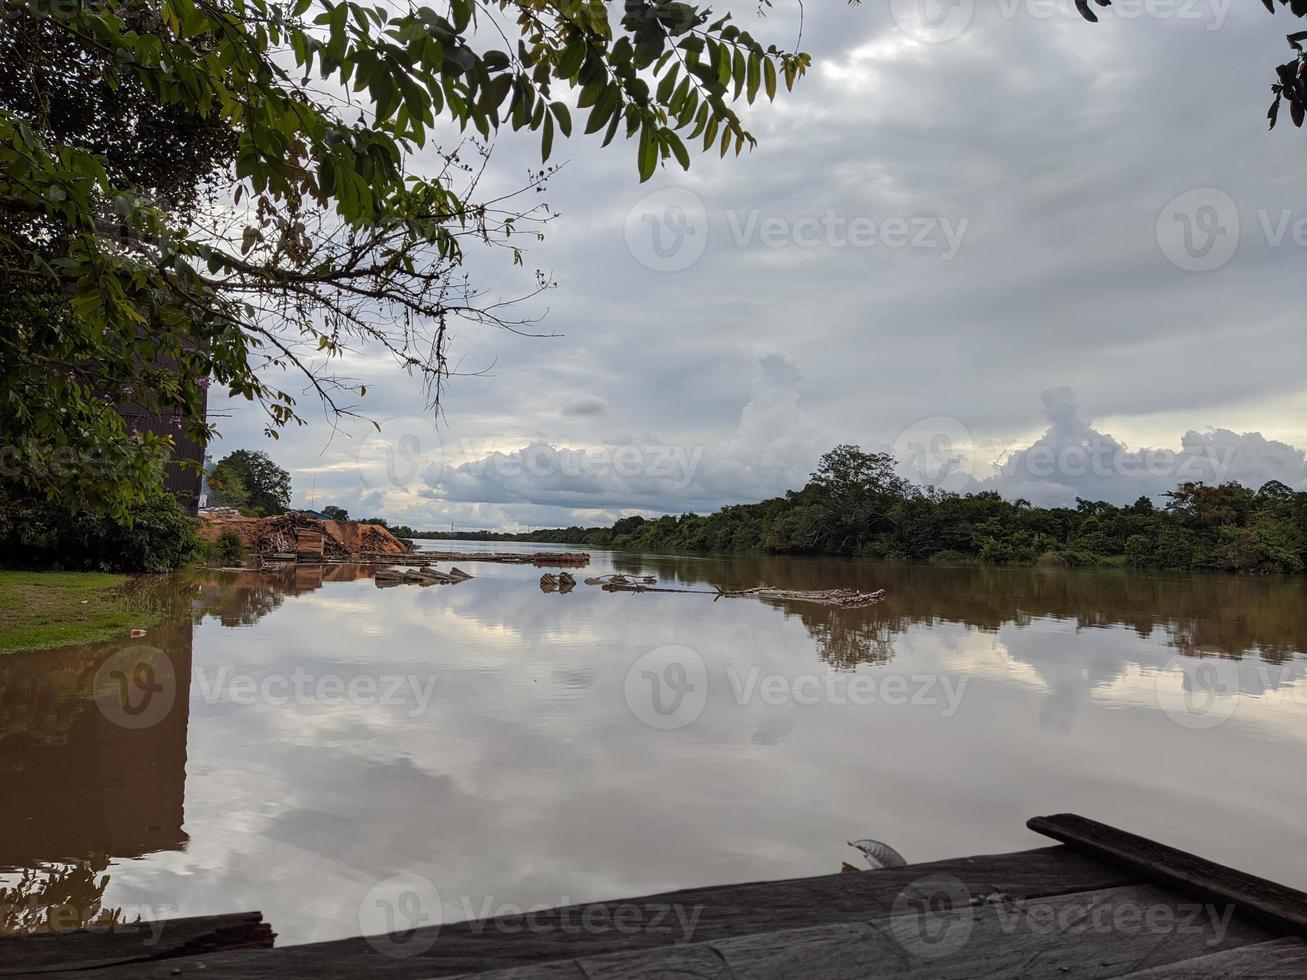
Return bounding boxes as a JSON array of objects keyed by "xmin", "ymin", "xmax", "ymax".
[{"xmin": 435, "ymin": 446, "xmax": 1307, "ymax": 575}]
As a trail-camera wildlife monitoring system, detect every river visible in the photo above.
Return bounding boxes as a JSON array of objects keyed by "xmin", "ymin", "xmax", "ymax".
[{"xmin": 2, "ymin": 545, "xmax": 1305, "ymax": 943}]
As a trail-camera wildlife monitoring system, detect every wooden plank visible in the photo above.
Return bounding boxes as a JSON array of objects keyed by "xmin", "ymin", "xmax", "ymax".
[
  {"xmin": 0, "ymin": 912, "xmax": 273, "ymax": 976},
  {"xmin": 17, "ymin": 847, "xmax": 1135, "ymax": 980},
  {"xmin": 1028, "ymin": 813, "xmax": 1307, "ymax": 938},
  {"xmin": 1115, "ymin": 938, "xmax": 1307, "ymax": 978},
  {"xmin": 446, "ymin": 882, "xmax": 1279, "ymax": 980}
]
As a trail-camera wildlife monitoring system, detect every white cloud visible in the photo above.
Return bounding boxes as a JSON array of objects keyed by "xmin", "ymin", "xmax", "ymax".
[
  {"xmin": 413, "ymin": 353, "xmax": 822, "ymax": 523},
  {"xmin": 979, "ymin": 388, "xmax": 1307, "ymax": 506},
  {"xmin": 202, "ymin": 3, "xmax": 1307, "ymax": 530}
]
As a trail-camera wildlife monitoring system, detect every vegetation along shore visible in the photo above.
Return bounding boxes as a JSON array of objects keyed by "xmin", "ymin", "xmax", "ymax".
[{"xmin": 410, "ymin": 446, "xmax": 1307, "ymax": 575}]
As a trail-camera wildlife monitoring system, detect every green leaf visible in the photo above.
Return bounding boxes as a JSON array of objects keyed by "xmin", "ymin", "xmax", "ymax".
[
  {"xmin": 664, "ymin": 130, "xmax": 690, "ymax": 170},
  {"xmin": 637, "ymin": 122, "xmax": 657, "ymax": 181},
  {"xmin": 551, "ymin": 101, "xmax": 573, "ymax": 137},
  {"xmin": 656, "ymin": 64, "xmax": 679, "ymax": 105}
]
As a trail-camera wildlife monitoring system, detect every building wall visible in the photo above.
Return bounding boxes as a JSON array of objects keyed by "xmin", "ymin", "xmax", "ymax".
[{"xmin": 116, "ymin": 383, "xmax": 208, "ymax": 515}]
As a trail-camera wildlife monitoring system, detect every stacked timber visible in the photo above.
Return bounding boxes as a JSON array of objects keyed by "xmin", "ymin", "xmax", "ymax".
[{"xmin": 294, "ymin": 527, "xmax": 324, "ymax": 560}]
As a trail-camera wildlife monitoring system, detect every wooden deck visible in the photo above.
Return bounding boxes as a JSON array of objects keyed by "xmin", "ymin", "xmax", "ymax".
[{"xmin": 5, "ymin": 815, "xmax": 1306, "ymax": 979}]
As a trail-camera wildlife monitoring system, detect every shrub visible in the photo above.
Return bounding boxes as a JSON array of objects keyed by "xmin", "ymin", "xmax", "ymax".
[
  {"xmin": 0, "ymin": 488, "xmax": 199, "ymax": 572},
  {"xmin": 197, "ymin": 531, "xmax": 245, "ymax": 566},
  {"xmin": 928, "ymin": 549, "xmax": 976, "ymax": 565}
]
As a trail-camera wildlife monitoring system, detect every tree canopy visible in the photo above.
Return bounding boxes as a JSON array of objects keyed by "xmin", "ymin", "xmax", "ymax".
[
  {"xmin": 2, "ymin": 0, "xmax": 1303, "ymax": 532},
  {"xmin": 1, "ymin": 0, "xmax": 811, "ymax": 521},
  {"xmin": 210, "ymin": 449, "xmax": 291, "ymax": 515}
]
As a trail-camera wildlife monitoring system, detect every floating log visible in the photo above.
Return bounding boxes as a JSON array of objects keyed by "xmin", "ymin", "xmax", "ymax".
[
  {"xmin": 723, "ymin": 586, "xmax": 888, "ymax": 608},
  {"xmin": 592, "ymin": 581, "xmax": 886, "ymax": 608}
]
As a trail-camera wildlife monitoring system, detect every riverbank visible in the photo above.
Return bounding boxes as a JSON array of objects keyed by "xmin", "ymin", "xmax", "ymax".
[{"xmin": 0, "ymin": 571, "xmax": 159, "ymax": 655}]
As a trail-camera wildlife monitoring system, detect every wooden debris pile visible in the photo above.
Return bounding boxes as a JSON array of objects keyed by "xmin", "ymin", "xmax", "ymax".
[
  {"xmin": 199, "ymin": 512, "xmax": 411, "ymax": 561},
  {"xmin": 325, "ymin": 520, "xmax": 413, "ymax": 555},
  {"xmin": 723, "ymin": 587, "xmax": 888, "ymax": 608},
  {"xmin": 375, "ymin": 565, "xmax": 475, "ymax": 588},
  {"xmin": 583, "ymin": 573, "xmax": 657, "ymax": 587},
  {"xmin": 539, "ymin": 571, "xmax": 577, "ymax": 593}
]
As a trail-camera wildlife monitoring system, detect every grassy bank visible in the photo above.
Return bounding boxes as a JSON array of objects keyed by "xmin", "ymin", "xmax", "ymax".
[{"xmin": 0, "ymin": 571, "xmax": 159, "ymax": 655}]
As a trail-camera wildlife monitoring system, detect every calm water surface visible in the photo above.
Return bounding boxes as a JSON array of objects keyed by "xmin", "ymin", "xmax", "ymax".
[{"xmin": 3, "ymin": 546, "xmax": 1307, "ymax": 943}]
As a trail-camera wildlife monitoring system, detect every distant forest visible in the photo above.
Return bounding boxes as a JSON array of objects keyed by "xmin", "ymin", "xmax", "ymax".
[{"xmin": 401, "ymin": 446, "xmax": 1307, "ymax": 575}]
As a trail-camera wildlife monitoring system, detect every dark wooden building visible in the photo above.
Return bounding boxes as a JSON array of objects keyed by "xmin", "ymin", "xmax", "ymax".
[{"xmin": 116, "ymin": 382, "xmax": 208, "ymax": 515}]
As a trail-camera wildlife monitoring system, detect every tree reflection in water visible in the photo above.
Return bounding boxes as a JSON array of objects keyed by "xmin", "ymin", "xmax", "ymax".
[
  {"xmin": 0, "ymin": 855, "xmax": 129, "ymax": 936},
  {"xmin": 615, "ymin": 554, "xmax": 1307, "ymax": 668}
]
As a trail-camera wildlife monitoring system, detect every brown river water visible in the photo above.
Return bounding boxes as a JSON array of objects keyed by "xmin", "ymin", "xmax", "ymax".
[{"xmin": 3, "ymin": 543, "xmax": 1306, "ymax": 944}]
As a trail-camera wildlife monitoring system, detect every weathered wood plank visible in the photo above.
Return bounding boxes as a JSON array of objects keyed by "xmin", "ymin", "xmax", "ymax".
[
  {"xmin": 443, "ymin": 883, "xmax": 1278, "ymax": 980},
  {"xmin": 1028, "ymin": 813, "xmax": 1307, "ymax": 938},
  {"xmin": 0, "ymin": 912, "xmax": 273, "ymax": 976},
  {"xmin": 1115, "ymin": 938, "xmax": 1307, "ymax": 978},
  {"xmin": 15, "ymin": 847, "xmax": 1134, "ymax": 980}
]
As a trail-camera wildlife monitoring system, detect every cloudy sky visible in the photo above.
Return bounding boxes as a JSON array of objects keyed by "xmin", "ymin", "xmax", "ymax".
[{"xmin": 209, "ymin": 0, "xmax": 1307, "ymax": 528}]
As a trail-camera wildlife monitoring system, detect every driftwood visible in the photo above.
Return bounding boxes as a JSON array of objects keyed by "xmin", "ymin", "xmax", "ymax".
[
  {"xmin": 723, "ymin": 586, "xmax": 887, "ymax": 608},
  {"xmin": 591, "ymin": 580, "xmax": 887, "ymax": 608},
  {"xmin": 583, "ymin": 573, "xmax": 657, "ymax": 586},
  {"xmin": 374, "ymin": 565, "xmax": 471, "ymax": 587}
]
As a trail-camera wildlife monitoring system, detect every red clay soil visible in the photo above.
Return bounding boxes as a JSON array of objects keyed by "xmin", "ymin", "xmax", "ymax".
[
  {"xmin": 198, "ymin": 513, "xmax": 411, "ymax": 557},
  {"xmin": 321, "ymin": 519, "xmax": 409, "ymax": 555}
]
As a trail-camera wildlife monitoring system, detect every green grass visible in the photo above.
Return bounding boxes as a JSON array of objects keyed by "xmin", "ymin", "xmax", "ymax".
[{"xmin": 0, "ymin": 571, "xmax": 160, "ymax": 655}]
